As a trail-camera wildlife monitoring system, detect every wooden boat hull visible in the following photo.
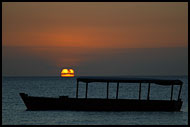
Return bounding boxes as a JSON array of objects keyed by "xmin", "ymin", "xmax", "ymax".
[{"xmin": 19, "ymin": 93, "xmax": 182, "ymax": 111}]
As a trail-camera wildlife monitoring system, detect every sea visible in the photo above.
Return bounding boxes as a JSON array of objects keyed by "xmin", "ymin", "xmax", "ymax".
[{"xmin": 2, "ymin": 75, "xmax": 188, "ymax": 125}]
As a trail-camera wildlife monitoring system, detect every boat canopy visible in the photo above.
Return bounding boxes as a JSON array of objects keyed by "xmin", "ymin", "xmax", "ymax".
[{"xmin": 77, "ymin": 76, "xmax": 183, "ymax": 85}]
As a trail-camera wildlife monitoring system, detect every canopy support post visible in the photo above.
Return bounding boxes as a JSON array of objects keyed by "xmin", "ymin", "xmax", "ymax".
[
  {"xmin": 147, "ymin": 83, "xmax": 150, "ymax": 100},
  {"xmin": 170, "ymin": 84, "xmax": 173, "ymax": 101},
  {"xmin": 116, "ymin": 82, "xmax": 119, "ymax": 99},
  {"xmin": 178, "ymin": 85, "xmax": 182, "ymax": 100},
  {"xmin": 107, "ymin": 82, "xmax": 109, "ymax": 99},
  {"xmin": 76, "ymin": 80, "xmax": 79, "ymax": 98},
  {"xmin": 85, "ymin": 82, "xmax": 88, "ymax": 99},
  {"xmin": 139, "ymin": 82, "xmax": 141, "ymax": 100}
]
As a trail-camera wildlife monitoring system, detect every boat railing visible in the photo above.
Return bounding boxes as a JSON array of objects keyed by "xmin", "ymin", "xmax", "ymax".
[{"xmin": 75, "ymin": 77, "xmax": 183, "ymax": 101}]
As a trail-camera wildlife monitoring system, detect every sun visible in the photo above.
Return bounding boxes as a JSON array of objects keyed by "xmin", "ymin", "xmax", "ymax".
[{"xmin": 61, "ymin": 69, "xmax": 75, "ymax": 77}]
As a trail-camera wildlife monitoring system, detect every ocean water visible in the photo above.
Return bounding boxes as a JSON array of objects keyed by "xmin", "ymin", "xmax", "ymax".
[{"xmin": 2, "ymin": 76, "xmax": 188, "ymax": 125}]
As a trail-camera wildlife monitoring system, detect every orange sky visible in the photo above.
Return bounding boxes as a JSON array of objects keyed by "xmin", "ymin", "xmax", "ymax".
[
  {"xmin": 2, "ymin": 2, "xmax": 188, "ymax": 76},
  {"xmin": 3, "ymin": 2, "xmax": 187, "ymax": 48}
]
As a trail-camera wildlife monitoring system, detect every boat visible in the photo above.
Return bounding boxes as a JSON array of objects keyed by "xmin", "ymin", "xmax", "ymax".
[{"xmin": 19, "ymin": 76, "xmax": 183, "ymax": 111}]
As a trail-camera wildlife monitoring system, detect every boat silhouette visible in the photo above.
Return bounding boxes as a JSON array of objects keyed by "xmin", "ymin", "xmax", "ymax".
[{"xmin": 19, "ymin": 76, "xmax": 183, "ymax": 111}]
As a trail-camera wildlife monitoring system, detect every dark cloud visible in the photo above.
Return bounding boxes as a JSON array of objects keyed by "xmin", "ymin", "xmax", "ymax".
[
  {"xmin": 2, "ymin": 46, "xmax": 57, "ymax": 76},
  {"xmin": 78, "ymin": 47, "xmax": 188, "ymax": 76},
  {"xmin": 2, "ymin": 46, "xmax": 187, "ymax": 76}
]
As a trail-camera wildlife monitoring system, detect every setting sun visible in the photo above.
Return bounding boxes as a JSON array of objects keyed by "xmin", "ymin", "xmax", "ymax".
[{"xmin": 61, "ymin": 69, "xmax": 75, "ymax": 77}]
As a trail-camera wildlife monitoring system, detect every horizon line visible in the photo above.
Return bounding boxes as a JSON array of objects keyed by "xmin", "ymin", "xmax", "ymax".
[{"xmin": 2, "ymin": 74, "xmax": 188, "ymax": 78}]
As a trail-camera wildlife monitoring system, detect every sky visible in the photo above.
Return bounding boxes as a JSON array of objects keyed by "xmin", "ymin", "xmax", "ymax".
[{"xmin": 2, "ymin": 2, "xmax": 188, "ymax": 76}]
